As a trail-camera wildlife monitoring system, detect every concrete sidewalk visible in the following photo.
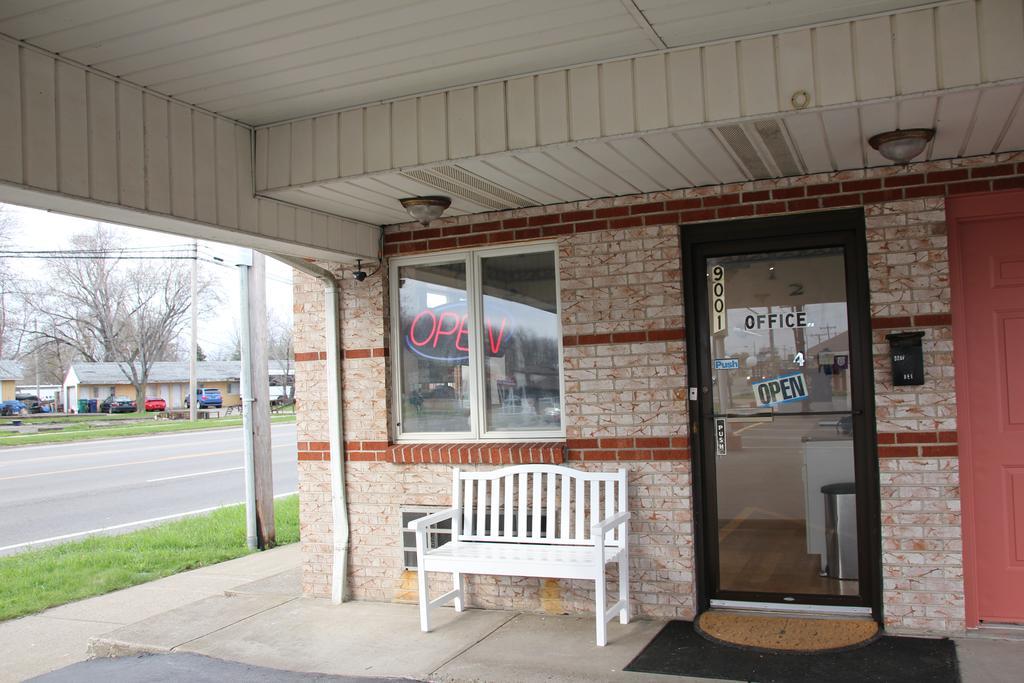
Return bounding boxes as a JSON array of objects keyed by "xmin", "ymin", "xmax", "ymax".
[
  {"xmin": 0, "ymin": 545, "xmax": 300, "ymax": 682},
  {"xmin": 3, "ymin": 544, "xmax": 1023, "ymax": 682}
]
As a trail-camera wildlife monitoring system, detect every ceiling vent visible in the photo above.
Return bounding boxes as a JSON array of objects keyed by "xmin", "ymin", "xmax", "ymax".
[
  {"xmin": 402, "ymin": 165, "xmax": 534, "ymax": 211},
  {"xmin": 714, "ymin": 119, "xmax": 806, "ymax": 180}
]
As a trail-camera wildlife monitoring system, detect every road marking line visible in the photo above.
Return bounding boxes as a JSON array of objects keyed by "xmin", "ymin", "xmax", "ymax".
[
  {"xmin": 147, "ymin": 466, "xmax": 244, "ymax": 483},
  {"xmin": 0, "ymin": 441, "xmax": 294, "ymax": 472},
  {"xmin": 0, "ymin": 450, "xmax": 235, "ymax": 481},
  {"xmin": 0, "ymin": 442, "xmax": 293, "ymax": 482},
  {"xmin": 0, "ymin": 491, "xmax": 297, "ymax": 554},
  {"xmin": 0, "ymin": 422, "xmax": 296, "ymax": 453}
]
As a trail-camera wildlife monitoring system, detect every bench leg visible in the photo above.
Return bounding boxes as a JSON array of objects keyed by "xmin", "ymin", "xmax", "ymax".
[
  {"xmin": 595, "ymin": 566, "xmax": 607, "ymax": 647},
  {"xmin": 619, "ymin": 557, "xmax": 630, "ymax": 625},
  {"xmin": 452, "ymin": 572, "xmax": 465, "ymax": 612},
  {"xmin": 417, "ymin": 567, "xmax": 431, "ymax": 632}
]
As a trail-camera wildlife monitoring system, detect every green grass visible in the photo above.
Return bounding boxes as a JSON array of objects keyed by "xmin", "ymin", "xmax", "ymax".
[
  {"xmin": 1, "ymin": 413, "xmax": 155, "ymax": 425},
  {"xmin": 0, "ymin": 413, "xmax": 295, "ymax": 447},
  {"xmin": 0, "ymin": 494, "xmax": 299, "ymax": 622}
]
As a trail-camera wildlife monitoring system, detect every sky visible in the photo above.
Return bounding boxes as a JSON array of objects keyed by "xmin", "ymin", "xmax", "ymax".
[{"xmin": 0, "ymin": 202, "xmax": 294, "ymax": 360}]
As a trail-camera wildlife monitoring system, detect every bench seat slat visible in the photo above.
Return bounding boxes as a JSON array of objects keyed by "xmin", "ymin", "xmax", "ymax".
[
  {"xmin": 422, "ymin": 541, "xmax": 623, "ymax": 581},
  {"xmin": 517, "ymin": 472, "xmax": 527, "ymax": 539},
  {"xmin": 477, "ymin": 478, "xmax": 487, "ymax": 538},
  {"xmin": 464, "ymin": 478, "xmax": 474, "ymax": 536},
  {"xmin": 546, "ymin": 472, "xmax": 556, "ymax": 539},
  {"xmin": 575, "ymin": 478, "xmax": 584, "ymax": 540},
  {"xmin": 503, "ymin": 475, "xmax": 513, "ymax": 539},
  {"xmin": 490, "ymin": 476, "xmax": 500, "ymax": 538}
]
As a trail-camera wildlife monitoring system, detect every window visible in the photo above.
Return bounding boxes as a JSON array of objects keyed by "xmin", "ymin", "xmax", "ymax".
[{"xmin": 391, "ymin": 244, "xmax": 564, "ymax": 441}]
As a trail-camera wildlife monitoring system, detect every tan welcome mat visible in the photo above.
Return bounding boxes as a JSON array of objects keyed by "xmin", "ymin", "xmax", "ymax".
[{"xmin": 695, "ymin": 611, "xmax": 879, "ymax": 653}]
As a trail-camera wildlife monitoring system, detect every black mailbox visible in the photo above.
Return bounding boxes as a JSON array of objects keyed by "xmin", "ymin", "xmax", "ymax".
[{"xmin": 885, "ymin": 331, "xmax": 925, "ymax": 386}]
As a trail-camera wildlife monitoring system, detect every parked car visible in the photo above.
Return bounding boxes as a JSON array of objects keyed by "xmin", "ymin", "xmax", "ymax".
[
  {"xmin": 0, "ymin": 399, "xmax": 28, "ymax": 416},
  {"xmin": 144, "ymin": 396, "xmax": 167, "ymax": 412},
  {"xmin": 15, "ymin": 394, "xmax": 44, "ymax": 413},
  {"xmin": 101, "ymin": 396, "xmax": 137, "ymax": 413},
  {"xmin": 185, "ymin": 388, "xmax": 223, "ymax": 409}
]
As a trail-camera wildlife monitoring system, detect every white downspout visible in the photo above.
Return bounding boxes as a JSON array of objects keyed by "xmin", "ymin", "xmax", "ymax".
[
  {"xmin": 273, "ymin": 253, "xmax": 361, "ymax": 605},
  {"xmin": 324, "ymin": 282, "xmax": 349, "ymax": 604}
]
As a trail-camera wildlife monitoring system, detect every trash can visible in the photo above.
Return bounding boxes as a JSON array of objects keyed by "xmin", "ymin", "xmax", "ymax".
[
  {"xmin": 87, "ymin": 398, "xmax": 98, "ymax": 413},
  {"xmin": 821, "ymin": 482, "xmax": 858, "ymax": 580},
  {"xmin": 77, "ymin": 398, "xmax": 88, "ymax": 414}
]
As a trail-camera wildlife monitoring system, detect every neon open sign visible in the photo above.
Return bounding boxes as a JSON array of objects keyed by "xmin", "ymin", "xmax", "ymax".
[{"xmin": 405, "ymin": 301, "xmax": 513, "ymax": 362}]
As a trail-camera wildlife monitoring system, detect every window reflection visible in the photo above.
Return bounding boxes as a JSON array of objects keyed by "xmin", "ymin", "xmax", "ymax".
[
  {"xmin": 708, "ymin": 249, "xmax": 852, "ymax": 415},
  {"xmin": 397, "ymin": 262, "xmax": 471, "ymax": 433},
  {"xmin": 481, "ymin": 251, "xmax": 561, "ymax": 432}
]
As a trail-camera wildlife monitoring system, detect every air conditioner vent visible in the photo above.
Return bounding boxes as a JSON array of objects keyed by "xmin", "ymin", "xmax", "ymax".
[
  {"xmin": 716, "ymin": 124, "xmax": 772, "ymax": 179},
  {"xmin": 714, "ymin": 119, "xmax": 807, "ymax": 180},
  {"xmin": 753, "ymin": 119, "xmax": 802, "ymax": 177}
]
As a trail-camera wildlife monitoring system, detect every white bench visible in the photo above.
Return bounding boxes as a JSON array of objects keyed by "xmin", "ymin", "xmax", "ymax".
[{"xmin": 408, "ymin": 465, "xmax": 630, "ymax": 646}]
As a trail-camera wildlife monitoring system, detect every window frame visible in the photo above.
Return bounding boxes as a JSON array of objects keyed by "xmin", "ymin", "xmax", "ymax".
[{"xmin": 389, "ymin": 241, "xmax": 566, "ymax": 443}]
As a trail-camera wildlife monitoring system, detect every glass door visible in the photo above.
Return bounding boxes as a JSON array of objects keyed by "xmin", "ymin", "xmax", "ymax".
[{"xmin": 687, "ymin": 217, "xmax": 876, "ymax": 610}]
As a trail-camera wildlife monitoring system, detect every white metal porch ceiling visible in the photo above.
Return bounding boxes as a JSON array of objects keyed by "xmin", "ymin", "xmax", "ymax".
[
  {"xmin": 0, "ymin": 0, "xmax": 934, "ymax": 126},
  {"xmin": 262, "ymin": 85, "xmax": 1024, "ymax": 225}
]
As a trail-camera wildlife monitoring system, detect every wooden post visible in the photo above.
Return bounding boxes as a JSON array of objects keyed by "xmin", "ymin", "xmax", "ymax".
[{"xmin": 248, "ymin": 252, "xmax": 275, "ymax": 548}]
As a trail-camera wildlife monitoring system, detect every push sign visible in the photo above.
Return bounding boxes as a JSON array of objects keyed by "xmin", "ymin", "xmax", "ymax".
[
  {"xmin": 752, "ymin": 372, "xmax": 809, "ymax": 407},
  {"xmin": 714, "ymin": 418, "xmax": 728, "ymax": 456}
]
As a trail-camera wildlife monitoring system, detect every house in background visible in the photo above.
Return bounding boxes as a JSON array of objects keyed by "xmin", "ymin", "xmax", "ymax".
[
  {"xmin": 0, "ymin": 361, "xmax": 23, "ymax": 401},
  {"xmin": 61, "ymin": 360, "xmax": 293, "ymax": 411}
]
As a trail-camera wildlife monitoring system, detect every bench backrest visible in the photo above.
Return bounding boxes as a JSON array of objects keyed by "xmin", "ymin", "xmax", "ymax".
[{"xmin": 452, "ymin": 465, "xmax": 628, "ymax": 547}]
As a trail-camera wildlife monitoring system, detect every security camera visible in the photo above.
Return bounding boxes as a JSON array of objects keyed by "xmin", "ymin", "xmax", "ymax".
[{"xmin": 353, "ymin": 259, "xmax": 367, "ymax": 282}]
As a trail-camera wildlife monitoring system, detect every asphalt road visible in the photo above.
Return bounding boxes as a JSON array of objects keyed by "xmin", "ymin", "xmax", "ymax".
[
  {"xmin": 0, "ymin": 424, "xmax": 297, "ymax": 555},
  {"xmin": 31, "ymin": 653, "xmax": 416, "ymax": 683}
]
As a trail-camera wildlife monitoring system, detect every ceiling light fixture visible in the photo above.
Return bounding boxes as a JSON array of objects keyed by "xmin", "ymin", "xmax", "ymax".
[
  {"xmin": 399, "ymin": 196, "xmax": 452, "ymax": 226},
  {"xmin": 868, "ymin": 128, "xmax": 934, "ymax": 164}
]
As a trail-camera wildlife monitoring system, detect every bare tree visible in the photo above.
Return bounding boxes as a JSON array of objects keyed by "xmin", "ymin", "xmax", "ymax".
[
  {"xmin": 20, "ymin": 226, "xmax": 132, "ymax": 362},
  {"xmin": 267, "ymin": 312, "xmax": 294, "ymax": 399},
  {"xmin": 0, "ymin": 207, "xmax": 19, "ymax": 357},
  {"xmin": 216, "ymin": 324, "xmax": 242, "ymax": 361},
  {"xmin": 22, "ymin": 330, "xmax": 75, "ymax": 386},
  {"xmin": 20, "ymin": 224, "xmax": 220, "ymax": 410}
]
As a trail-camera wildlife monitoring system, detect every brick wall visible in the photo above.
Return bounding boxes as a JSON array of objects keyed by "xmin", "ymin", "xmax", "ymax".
[
  {"xmin": 292, "ymin": 151, "xmax": 1022, "ymax": 632},
  {"xmin": 865, "ymin": 198, "xmax": 964, "ymax": 634}
]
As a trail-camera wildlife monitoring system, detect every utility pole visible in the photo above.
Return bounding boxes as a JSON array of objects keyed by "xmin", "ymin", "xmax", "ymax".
[
  {"xmin": 189, "ymin": 240, "xmax": 198, "ymax": 421},
  {"xmin": 238, "ymin": 251, "xmax": 257, "ymax": 550},
  {"xmin": 239, "ymin": 250, "xmax": 274, "ymax": 549}
]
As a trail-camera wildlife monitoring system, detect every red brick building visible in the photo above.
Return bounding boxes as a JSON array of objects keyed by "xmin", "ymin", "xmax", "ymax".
[{"xmin": 1, "ymin": 0, "xmax": 1021, "ymax": 640}]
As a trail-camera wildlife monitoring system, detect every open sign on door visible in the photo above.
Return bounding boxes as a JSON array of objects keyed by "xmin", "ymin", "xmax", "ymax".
[{"xmin": 752, "ymin": 372, "xmax": 808, "ymax": 407}]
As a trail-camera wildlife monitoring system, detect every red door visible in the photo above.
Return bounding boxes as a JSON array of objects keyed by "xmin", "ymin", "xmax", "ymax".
[{"xmin": 950, "ymin": 190, "xmax": 1024, "ymax": 626}]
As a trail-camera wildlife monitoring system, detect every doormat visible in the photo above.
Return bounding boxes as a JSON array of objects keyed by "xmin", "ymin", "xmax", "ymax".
[
  {"xmin": 695, "ymin": 611, "xmax": 879, "ymax": 653},
  {"xmin": 624, "ymin": 621, "xmax": 960, "ymax": 683}
]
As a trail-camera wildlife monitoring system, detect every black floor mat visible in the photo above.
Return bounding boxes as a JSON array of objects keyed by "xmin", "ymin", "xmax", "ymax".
[{"xmin": 624, "ymin": 620, "xmax": 960, "ymax": 682}]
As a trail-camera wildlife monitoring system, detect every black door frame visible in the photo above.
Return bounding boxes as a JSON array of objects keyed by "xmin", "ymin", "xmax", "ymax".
[{"xmin": 681, "ymin": 208, "xmax": 881, "ymax": 620}]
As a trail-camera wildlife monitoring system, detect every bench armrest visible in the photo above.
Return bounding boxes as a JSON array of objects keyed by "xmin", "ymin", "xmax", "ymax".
[
  {"xmin": 407, "ymin": 507, "xmax": 459, "ymax": 532},
  {"xmin": 591, "ymin": 510, "xmax": 631, "ymax": 542}
]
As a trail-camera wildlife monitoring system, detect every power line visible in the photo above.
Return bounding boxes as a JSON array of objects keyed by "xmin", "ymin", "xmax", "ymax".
[
  {"xmin": 1, "ymin": 247, "xmax": 293, "ymax": 283},
  {"xmin": 0, "ymin": 254, "xmax": 198, "ymax": 260}
]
